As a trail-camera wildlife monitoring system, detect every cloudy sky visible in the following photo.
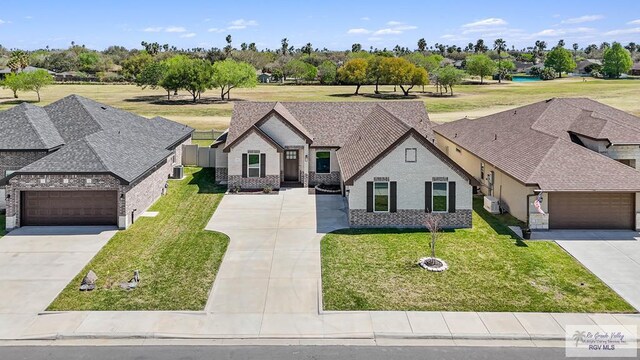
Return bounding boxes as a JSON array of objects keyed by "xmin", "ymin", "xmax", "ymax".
[{"xmin": 1, "ymin": 0, "xmax": 639, "ymax": 51}]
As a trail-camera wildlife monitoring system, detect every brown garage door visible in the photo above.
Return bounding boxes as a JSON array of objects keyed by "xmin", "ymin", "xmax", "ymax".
[
  {"xmin": 549, "ymin": 192, "xmax": 634, "ymax": 229},
  {"xmin": 21, "ymin": 191, "xmax": 118, "ymax": 226}
]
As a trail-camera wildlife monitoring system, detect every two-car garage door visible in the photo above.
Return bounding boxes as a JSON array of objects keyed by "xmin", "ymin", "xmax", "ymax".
[
  {"xmin": 549, "ymin": 192, "xmax": 635, "ymax": 229},
  {"xmin": 21, "ymin": 191, "xmax": 118, "ymax": 226}
]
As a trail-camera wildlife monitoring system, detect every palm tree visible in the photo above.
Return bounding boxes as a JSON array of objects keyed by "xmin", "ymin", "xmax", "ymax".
[
  {"xmin": 572, "ymin": 43, "xmax": 579, "ymax": 57},
  {"xmin": 494, "ymin": 38, "xmax": 507, "ymax": 83},
  {"xmin": 572, "ymin": 330, "xmax": 586, "ymax": 347}
]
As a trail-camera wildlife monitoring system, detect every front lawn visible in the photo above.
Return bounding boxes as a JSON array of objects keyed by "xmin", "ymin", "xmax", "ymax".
[
  {"xmin": 321, "ymin": 197, "xmax": 635, "ymax": 313},
  {"xmin": 48, "ymin": 167, "xmax": 229, "ymax": 311},
  {"xmin": 0, "ymin": 214, "xmax": 6, "ymax": 237}
]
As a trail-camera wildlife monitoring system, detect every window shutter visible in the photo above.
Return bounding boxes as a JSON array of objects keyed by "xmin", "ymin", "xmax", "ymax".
[
  {"xmin": 242, "ymin": 154, "xmax": 247, "ymax": 178},
  {"xmin": 448, "ymin": 181, "xmax": 456, "ymax": 213},
  {"xmin": 260, "ymin": 154, "xmax": 266, "ymax": 178},
  {"xmin": 390, "ymin": 181, "xmax": 397, "ymax": 213},
  {"xmin": 366, "ymin": 182, "xmax": 373, "ymax": 212},
  {"xmin": 425, "ymin": 181, "xmax": 432, "ymax": 212}
]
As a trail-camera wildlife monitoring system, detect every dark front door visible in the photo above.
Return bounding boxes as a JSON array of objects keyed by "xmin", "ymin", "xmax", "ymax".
[
  {"xmin": 284, "ymin": 150, "xmax": 299, "ymax": 182},
  {"xmin": 21, "ymin": 190, "xmax": 118, "ymax": 226}
]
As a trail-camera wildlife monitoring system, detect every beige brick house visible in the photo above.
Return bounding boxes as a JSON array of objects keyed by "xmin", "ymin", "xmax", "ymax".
[
  {"xmin": 0, "ymin": 95, "xmax": 192, "ymax": 230},
  {"xmin": 212, "ymin": 101, "xmax": 477, "ymax": 228},
  {"xmin": 434, "ymin": 98, "xmax": 640, "ymax": 230}
]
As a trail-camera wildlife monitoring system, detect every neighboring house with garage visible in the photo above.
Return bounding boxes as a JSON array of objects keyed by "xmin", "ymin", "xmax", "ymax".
[
  {"xmin": 0, "ymin": 95, "xmax": 193, "ymax": 231},
  {"xmin": 211, "ymin": 101, "xmax": 477, "ymax": 228},
  {"xmin": 433, "ymin": 98, "xmax": 640, "ymax": 230}
]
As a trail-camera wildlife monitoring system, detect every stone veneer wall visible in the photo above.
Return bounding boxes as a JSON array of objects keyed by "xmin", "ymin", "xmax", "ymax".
[
  {"xmin": 123, "ymin": 158, "xmax": 172, "ymax": 227},
  {"xmin": 215, "ymin": 167, "xmax": 228, "ymax": 183},
  {"xmin": 309, "ymin": 171, "xmax": 341, "ymax": 186},
  {"xmin": 5, "ymin": 174, "xmax": 122, "ymax": 229},
  {"xmin": 228, "ymin": 175, "xmax": 280, "ymax": 190},
  {"xmin": 348, "ymin": 209, "xmax": 472, "ymax": 228}
]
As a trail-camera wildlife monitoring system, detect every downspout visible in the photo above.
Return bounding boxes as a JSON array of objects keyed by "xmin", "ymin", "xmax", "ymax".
[{"xmin": 526, "ymin": 194, "xmax": 536, "ymax": 229}]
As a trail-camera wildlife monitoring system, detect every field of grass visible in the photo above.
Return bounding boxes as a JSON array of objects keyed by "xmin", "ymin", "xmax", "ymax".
[
  {"xmin": 48, "ymin": 167, "xmax": 229, "ymax": 311},
  {"xmin": 320, "ymin": 197, "xmax": 635, "ymax": 313},
  {"xmin": 1, "ymin": 77, "xmax": 639, "ymax": 130}
]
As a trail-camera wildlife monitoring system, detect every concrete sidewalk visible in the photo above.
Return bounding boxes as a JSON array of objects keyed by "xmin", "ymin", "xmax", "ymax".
[{"xmin": 2, "ymin": 310, "xmax": 639, "ymax": 341}]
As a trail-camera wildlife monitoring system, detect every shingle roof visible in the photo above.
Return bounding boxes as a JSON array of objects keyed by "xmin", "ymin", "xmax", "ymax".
[
  {"xmin": 0, "ymin": 103, "xmax": 64, "ymax": 150},
  {"xmin": 1, "ymin": 94, "xmax": 193, "ymax": 183},
  {"xmin": 18, "ymin": 129, "xmax": 172, "ymax": 184},
  {"xmin": 225, "ymin": 101, "xmax": 431, "ymax": 150},
  {"xmin": 337, "ymin": 105, "xmax": 411, "ymax": 182},
  {"xmin": 434, "ymin": 98, "xmax": 640, "ymax": 191}
]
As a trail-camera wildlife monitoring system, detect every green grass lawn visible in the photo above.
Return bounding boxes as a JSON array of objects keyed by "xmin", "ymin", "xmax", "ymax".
[
  {"xmin": 0, "ymin": 214, "xmax": 6, "ymax": 237},
  {"xmin": 48, "ymin": 167, "xmax": 229, "ymax": 311},
  {"xmin": 191, "ymin": 139, "xmax": 213, "ymax": 147},
  {"xmin": 1, "ymin": 78, "xmax": 639, "ymax": 129},
  {"xmin": 321, "ymin": 197, "xmax": 635, "ymax": 313}
]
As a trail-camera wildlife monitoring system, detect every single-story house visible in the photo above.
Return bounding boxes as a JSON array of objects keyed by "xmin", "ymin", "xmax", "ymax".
[
  {"xmin": 0, "ymin": 95, "xmax": 193, "ymax": 230},
  {"xmin": 630, "ymin": 62, "xmax": 640, "ymax": 76},
  {"xmin": 433, "ymin": 98, "xmax": 640, "ymax": 230},
  {"xmin": 0, "ymin": 66, "xmax": 57, "ymax": 80},
  {"xmin": 257, "ymin": 72, "xmax": 273, "ymax": 83},
  {"xmin": 212, "ymin": 101, "xmax": 477, "ymax": 228},
  {"xmin": 574, "ymin": 59, "xmax": 602, "ymax": 75}
]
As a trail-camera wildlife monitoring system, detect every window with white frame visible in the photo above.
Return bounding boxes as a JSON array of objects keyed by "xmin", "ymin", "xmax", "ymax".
[
  {"xmin": 316, "ymin": 151, "xmax": 330, "ymax": 173},
  {"xmin": 405, "ymin": 148, "xmax": 417, "ymax": 162},
  {"xmin": 374, "ymin": 182, "xmax": 389, "ymax": 212},
  {"xmin": 247, "ymin": 154, "xmax": 260, "ymax": 177},
  {"xmin": 432, "ymin": 182, "xmax": 448, "ymax": 212}
]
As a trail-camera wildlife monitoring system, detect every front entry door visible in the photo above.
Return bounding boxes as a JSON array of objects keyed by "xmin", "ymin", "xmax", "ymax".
[{"xmin": 284, "ymin": 150, "xmax": 299, "ymax": 182}]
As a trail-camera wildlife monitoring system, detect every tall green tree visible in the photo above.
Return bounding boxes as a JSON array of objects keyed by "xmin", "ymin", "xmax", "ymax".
[
  {"xmin": 161, "ymin": 55, "xmax": 214, "ymax": 103},
  {"xmin": 544, "ymin": 46, "xmax": 576, "ymax": 78},
  {"xmin": 7, "ymin": 50, "xmax": 29, "ymax": 72},
  {"xmin": 318, "ymin": 60, "xmax": 337, "ymax": 84},
  {"xmin": 602, "ymin": 42, "xmax": 633, "ymax": 79},
  {"xmin": 21, "ymin": 69, "xmax": 54, "ymax": 102},
  {"xmin": 136, "ymin": 61, "xmax": 170, "ymax": 98},
  {"xmin": 493, "ymin": 38, "xmax": 507, "ymax": 83},
  {"xmin": 337, "ymin": 58, "xmax": 369, "ymax": 95},
  {"xmin": 465, "ymin": 54, "xmax": 496, "ymax": 84},
  {"xmin": 211, "ymin": 59, "xmax": 257, "ymax": 100},
  {"xmin": 433, "ymin": 65, "xmax": 465, "ymax": 95},
  {"xmin": 380, "ymin": 57, "xmax": 428, "ymax": 96},
  {"xmin": 122, "ymin": 52, "xmax": 153, "ymax": 81}
]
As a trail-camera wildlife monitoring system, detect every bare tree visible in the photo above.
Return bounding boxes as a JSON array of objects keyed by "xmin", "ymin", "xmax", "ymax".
[{"xmin": 424, "ymin": 212, "xmax": 443, "ymax": 261}]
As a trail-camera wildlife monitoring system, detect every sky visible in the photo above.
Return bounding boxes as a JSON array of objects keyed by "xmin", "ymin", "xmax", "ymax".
[{"xmin": 1, "ymin": 0, "xmax": 639, "ymax": 51}]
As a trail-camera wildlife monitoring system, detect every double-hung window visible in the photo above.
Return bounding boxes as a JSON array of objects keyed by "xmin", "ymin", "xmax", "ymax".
[
  {"xmin": 374, "ymin": 182, "xmax": 389, "ymax": 212},
  {"xmin": 432, "ymin": 182, "xmax": 448, "ymax": 212},
  {"xmin": 247, "ymin": 154, "xmax": 260, "ymax": 178},
  {"xmin": 316, "ymin": 151, "xmax": 330, "ymax": 173}
]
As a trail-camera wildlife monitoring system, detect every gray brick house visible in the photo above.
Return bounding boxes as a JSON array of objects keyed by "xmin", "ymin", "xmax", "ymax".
[
  {"xmin": 0, "ymin": 95, "xmax": 193, "ymax": 230},
  {"xmin": 211, "ymin": 101, "xmax": 477, "ymax": 228}
]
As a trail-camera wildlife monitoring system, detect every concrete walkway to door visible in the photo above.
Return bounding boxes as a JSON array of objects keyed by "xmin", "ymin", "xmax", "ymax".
[
  {"xmin": 533, "ymin": 230, "xmax": 640, "ymax": 311},
  {"xmin": 204, "ymin": 187, "xmax": 349, "ymax": 324}
]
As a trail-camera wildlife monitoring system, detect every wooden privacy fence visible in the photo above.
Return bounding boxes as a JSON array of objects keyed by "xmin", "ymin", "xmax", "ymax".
[
  {"xmin": 182, "ymin": 145, "xmax": 216, "ymax": 167},
  {"xmin": 192, "ymin": 130, "xmax": 224, "ymax": 140}
]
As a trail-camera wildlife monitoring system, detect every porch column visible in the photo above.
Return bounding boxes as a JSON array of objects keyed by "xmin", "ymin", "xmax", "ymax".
[{"xmin": 303, "ymin": 144, "xmax": 309, "ymax": 187}]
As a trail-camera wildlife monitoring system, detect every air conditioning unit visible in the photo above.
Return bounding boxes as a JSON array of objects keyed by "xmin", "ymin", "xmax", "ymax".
[
  {"xmin": 484, "ymin": 196, "xmax": 500, "ymax": 214},
  {"xmin": 172, "ymin": 165, "xmax": 184, "ymax": 179}
]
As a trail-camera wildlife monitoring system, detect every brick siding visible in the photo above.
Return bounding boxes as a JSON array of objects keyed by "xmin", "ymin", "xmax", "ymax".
[
  {"xmin": 348, "ymin": 209, "xmax": 472, "ymax": 228},
  {"xmin": 228, "ymin": 175, "xmax": 280, "ymax": 190},
  {"xmin": 0, "ymin": 150, "xmax": 49, "ymax": 178},
  {"xmin": 123, "ymin": 158, "xmax": 172, "ymax": 227},
  {"xmin": 309, "ymin": 171, "xmax": 341, "ymax": 186}
]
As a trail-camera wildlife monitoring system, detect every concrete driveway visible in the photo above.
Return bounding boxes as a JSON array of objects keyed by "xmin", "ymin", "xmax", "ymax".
[
  {"xmin": 204, "ymin": 187, "xmax": 348, "ymax": 327},
  {"xmin": 533, "ymin": 230, "xmax": 640, "ymax": 311},
  {"xmin": 0, "ymin": 226, "xmax": 116, "ymax": 336}
]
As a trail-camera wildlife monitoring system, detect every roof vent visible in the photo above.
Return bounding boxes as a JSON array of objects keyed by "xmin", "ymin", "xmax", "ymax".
[
  {"xmin": 494, "ymin": 134, "xmax": 498, "ymax": 140},
  {"xmin": 100, "ymin": 106, "xmax": 107, "ymax": 110},
  {"xmin": 513, "ymin": 110, "xmax": 517, "ymax": 115},
  {"xmin": 454, "ymin": 133, "xmax": 457, "ymax": 138},
  {"xmin": 545, "ymin": 98, "xmax": 553, "ymax": 103}
]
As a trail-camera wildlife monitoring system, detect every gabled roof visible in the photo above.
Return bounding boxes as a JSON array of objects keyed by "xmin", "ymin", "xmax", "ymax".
[
  {"xmin": 336, "ymin": 105, "xmax": 476, "ymax": 185},
  {"xmin": 16, "ymin": 129, "xmax": 172, "ymax": 184},
  {"xmin": 211, "ymin": 129, "xmax": 228, "ymax": 148},
  {"xmin": 225, "ymin": 101, "xmax": 431, "ymax": 149},
  {"xmin": 0, "ymin": 103, "xmax": 64, "ymax": 150},
  {"xmin": 434, "ymin": 98, "xmax": 640, "ymax": 191}
]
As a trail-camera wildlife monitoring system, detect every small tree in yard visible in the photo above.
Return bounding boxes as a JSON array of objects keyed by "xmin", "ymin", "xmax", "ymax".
[
  {"xmin": 418, "ymin": 212, "xmax": 449, "ymax": 271},
  {"xmin": 544, "ymin": 46, "xmax": 576, "ymax": 78},
  {"xmin": 21, "ymin": 70, "xmax": 54, "ymax": 102},
  {"xmin": 1, "ymin": 72, "xmax": 25, "ymax": 98},
  {"xmin": 433, "ymin": 65, "xmax": 465, "ymax": 96}
]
